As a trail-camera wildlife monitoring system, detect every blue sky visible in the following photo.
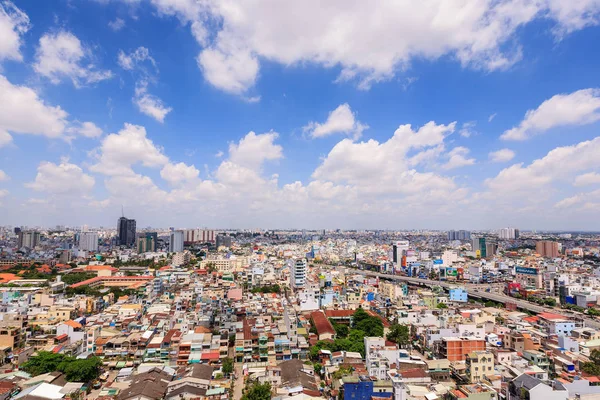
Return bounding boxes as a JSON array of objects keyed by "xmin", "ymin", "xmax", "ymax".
[{"xmin": 1, "ymin": 0, "xmax": 600, "ymax": 230}]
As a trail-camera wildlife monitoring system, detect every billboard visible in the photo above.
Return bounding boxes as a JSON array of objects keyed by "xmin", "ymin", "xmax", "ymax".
[
  {"xmin": 515, "ymin": 266, "xmax": 538, "ymax": 275},
  {"xmin": 446, "ymin": 268, "xmax": 458, "ymax": 276},
  {"xmin": 433, "ymin": 259, "xmax": 443, "ymax": 265}
]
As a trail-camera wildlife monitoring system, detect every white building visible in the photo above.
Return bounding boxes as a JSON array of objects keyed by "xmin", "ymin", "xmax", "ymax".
[
  {"xmin": 499, "ymin": 228, "xmax": 520, "ymax": 240},
  {"xmin": 291, "ymin": 258, "xmax": 307, "ymax": 289},
  {"xmin": 79, "ymin": 231, "xmax": 99, "ymax": 252},
  {"xmin": 170, "ymin": 230, "xmax": 184, "ymax": 252}
]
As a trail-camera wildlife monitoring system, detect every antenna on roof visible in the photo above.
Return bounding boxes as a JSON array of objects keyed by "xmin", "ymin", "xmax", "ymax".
[{"xmin": 121, "ymin": 204, "xmax": 124, "ymax": 218}]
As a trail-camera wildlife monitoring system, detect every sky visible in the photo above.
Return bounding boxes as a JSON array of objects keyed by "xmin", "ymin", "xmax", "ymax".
[{"xmin": 1, "ymin": 1, "xmax": 600, "ymax": 230}]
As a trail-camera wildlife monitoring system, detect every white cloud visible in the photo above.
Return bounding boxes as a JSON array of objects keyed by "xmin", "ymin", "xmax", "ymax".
[
  {"xmin": 303, "ymin": 103, "xmax": 368, "ymax": 139},
  {"xmin": 25, "ymin": 160, "xmax": 95, "ymax": 195},
  {"xmin": 160, "ymin": 162, "xmax": 200, "ymax": 184},
  {"xmin": 0, "ymin": 74, "xmax": 68, "ymax": 142},
  {"xmin": 501, "ymin": 88, "xmax": 600, "ymax": 140},
  {"xmin": 488, "ymin": 113, "xmax": 497, "ymax": 122},
  {"xmin": 459, "ymin": 121, "xmax": 477, "ymax": 138},
  {"xmin": 149, "ymin": 0, "xmax": 600, "ymax": 96},
  {"xmin": 555, "ymin": 189, "xmax": 600, "ymax": 209},
  {"xmin": 442, "ymin": 147, "xmax": 476, "ymax": 170},
  {"xmin": 0, "ymin": 189, "xmax": 7, "ymax": 198},
  {"xmin": 33, "ymin": 31, "xmax": 113, "ymax": 87},
  {"xmin": 485, "ymin": 136, "xmax": 600, "ymax": 193},
  {"xmin": 108, "ymin": 17, "xmax": 125, "ymax": 31},
  {"xmin": 89, "ymin": 123, "xmax": 169, "ymax": 176},
  {"xmin": 0, "ymin": 1, "xmax": 30, "ymax": 62},
  {"xmin": 67, "ymin": 121, "xmax": 103, "ymax": 139},
  {"xmin": 0, "ymin": 169, "xmax": 8, "ymax": 181},
  {"xmin": 228, "ymin": 131, "xmax": 283, "ymax": 170},
  {"xmin": 313, "ymin": 121, "xmax": 457, "ymax": 195},
  {"xmin": 489, "ymin": 148, "xmax": 516, "ymax": 163},
  {"xmin": 574, "ymin": 172, "xmax": 600, "ymax": 187},
  {"xmin": 117, "ymin": 47, "xmax": 156, "ymax": 71},
  {"xmin": 133, "ymin": 81, "xmax": 172, "ymax": 123},
  {"xmin": 215, "ymin": 151, "xmax": 224, "ymax": 158}
]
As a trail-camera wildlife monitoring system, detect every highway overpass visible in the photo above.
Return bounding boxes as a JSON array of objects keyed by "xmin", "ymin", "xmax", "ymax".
[{"xmin": 350, "ymin": 269, "xmax": 600, "ymax": 330}]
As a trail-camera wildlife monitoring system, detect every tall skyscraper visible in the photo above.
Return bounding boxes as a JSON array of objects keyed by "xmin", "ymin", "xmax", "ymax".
[
  {"xmin": 169, "ymin": 230, "xmax": 184, "ymax": 252},
  {"xmin": 117, "ymin": 216, "xmax": 136, "ymax": 247},
  {"xmin": 18, "ymin": 231, "xmax": 40, "ymax": 248},
  {"xmin": 183, "ymin": 229, "xmax": 215, "ymax": 244},
  {"xmin": 472, "ymin": 237, "xmax": 497, "ymax": 258},
  {"xmin": 137, "ymin": 232, "xmax": 157, "ymax": 253},
  {"xmin": 79, "ymin": 231, "xmax": 99, "ymax": 252},
  {"xmin": 536, "ymin": 241, "xmax": 560, "ymax": 258}
]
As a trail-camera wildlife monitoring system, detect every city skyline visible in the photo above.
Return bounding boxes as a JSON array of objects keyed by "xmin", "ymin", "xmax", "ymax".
[{"xmin": 2, "ymin": 2, "xmax": 600, "ymax": 229}]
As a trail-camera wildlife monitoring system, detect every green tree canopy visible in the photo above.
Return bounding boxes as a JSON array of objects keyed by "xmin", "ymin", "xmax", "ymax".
[
  {"xmin": 21, "ymin": 352, "xmax": 102, "ymax": 382},
  {"xmin": 241, "ymin": 381, "xmax": 272, "ymax": 400},
  {"xmin": 387, "ymin": 324, "xmax": 410, "ymax": 347}
]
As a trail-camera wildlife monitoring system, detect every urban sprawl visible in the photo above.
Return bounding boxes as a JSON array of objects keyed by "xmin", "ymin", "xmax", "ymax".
[{"xmin": 1, "ymin": 222, "xmax": 600, "ymax": 400}]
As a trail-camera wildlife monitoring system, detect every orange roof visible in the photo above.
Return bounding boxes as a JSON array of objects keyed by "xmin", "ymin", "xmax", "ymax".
[
  {"xmin": 63, "ymin": 320, "xmax": 82, "ymax": 329},
  {"xmin": 0, "ymin": 273, "xmax": 21, "ymax": 283}
]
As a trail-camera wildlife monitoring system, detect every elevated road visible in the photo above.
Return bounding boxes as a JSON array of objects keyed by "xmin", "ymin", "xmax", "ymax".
[{"xmin": 351, "ymin": 269, "xmax": 600, "ymax": 330}]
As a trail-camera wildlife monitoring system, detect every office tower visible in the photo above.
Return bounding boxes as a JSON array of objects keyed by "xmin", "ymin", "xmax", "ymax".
[
  {"xmin": 216, "ymin": 234, "xmax": 233, "ymax": 249},
  {"xmin": 472, "ymin": 237, "xmax": 486, "ymax": 258},
  {"xmin": 183, "ymin": 229, "xmax": 215, "ymax": 244},
  {"xmin": 536, "ymin": 241, "xmax": 560, "ymax": 258},
  {"xmin": 392, "ymin": 240, "xmax": 409, "ymax": 263},
  {"xmin": 14, "ymin": 227, "xmax": 21, "ymax": 235},
  {"xmin": 291, "ymin": 258, "xmax": 307, "ymax": 289},
  {"xmin": 79, "ymin": 232, "xmax": 99, "ymax": 252},
  {"xmin": 18, "ymin": 231, "xmax": 40, "ymax": 248},
  {"xmin": 117, "ymin": 216, "xmax": 136, "ymax": 247},
  {"xmin": 499, "ymin": 228, "xmax": 519, "ymax": 240},
  {"xmin": 169, "ymin": 230, "xmax": 184, "ymax": 252},
  {"xmin": 137, "ymin": 233, "xmax": 157, "ymax": 253}
]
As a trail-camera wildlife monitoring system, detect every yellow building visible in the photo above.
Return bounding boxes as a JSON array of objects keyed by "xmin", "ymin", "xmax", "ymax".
[{"xmin": 466, "ymin": 351, "xmax": 495, "ymax": 383}]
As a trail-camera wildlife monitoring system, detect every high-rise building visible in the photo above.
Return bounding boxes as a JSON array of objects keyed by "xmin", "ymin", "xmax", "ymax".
[
  {"xmin": 169, "ymin": 231, "xmax": 184, "ymax": 252},
  {"xmin": 18, "ymin": 231, "xmax": 40, "ymax": 248},
  {"xmin": 79, "ymin": 231, "xmax": 99, "ymax": 252},
  {"xmin": 216, "ymin": 234, "xmax": 233, "ymax": 249},
  {"xmin": 472, "ymin": 237, "xmax": 497, "ymax": 258},
  {"xmin": 117, "ymin": 217, "xmax": 136, "ymax": 247},
  {"xmin": 291, "ymin": 258, "xmax": 307, "ymax": 289},
  {"xmin": 499, "ymin": 228, "xmax": 519, "ymax": 240},
  {"xmin": 392, "ymin": 240, "xmax": 409, "ymax": 264},
  {"xmin": 536, "ymin": 241, "xmax": 560, "ymax": 258},
  {"xmin": 448, "ymin": 230, "xmax": 471, "ymax": 241},
  {"xmin": 137, "ymin": 233, "xmax": 157, "ymax": 253},
  {"xmin": 183, "ymin": 229, "xmax": 215, "ymax": 244}
]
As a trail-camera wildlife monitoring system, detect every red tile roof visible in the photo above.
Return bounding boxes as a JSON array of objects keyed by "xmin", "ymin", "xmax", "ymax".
[{"xmin": 310, "ymin": 311, "xmax": 336, "ymax": 335}]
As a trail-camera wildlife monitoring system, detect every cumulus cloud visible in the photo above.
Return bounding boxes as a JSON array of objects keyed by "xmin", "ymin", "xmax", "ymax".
[
  {"xmin": 0, "ymin": 1, "xmax": 30, "ymax": 62},
  {"xmin": 228, "ymin": 131, "xmax": 283, "ymax": 170},
  {"xmin": 66, "ymin": 121, "xmax": 103, "ymax": 139},
  {"xmin": 25, "ymin": 160, "xmax": 95, "ymax": 195},
  {"xmin": 133, "ymin": 81, "xmax": 172, "ymax": 123},
  {"xmin": 489, "ymin": 148, "xmax": 516, "ymax": 163},
  {"xmin": 148, "ymin": 0, "xmax": 600, "ymax": 96},
  {"xmin": 0, "ymin": 74, "xmax": 68, "ymax": 144},
  {"xmin": 485, "ymin": 137, "xmax": 600, "ymax": 194},
  {"xmin": 89, "ymin": 123, "xmax": 169, "ymax": 176},
  {"xmin": 501, "ymin": 88, "xmax": 600, "ymax": 140},
  {"xmin": 303, "ymin": 103, "xmax": 368, "ymax": 139},
  {"xmin": 442, "ymin": 147, "xmax": 476, "ymax": 170},
  {"xmin": 459, "ymin": 121, "xmax": 477, "ymax": 138},
  {"xmin": 118, "ymin": 46, "xmax": 156, "ymax": 71},
  {"xmin": 160, "ymin": 162, "xmax": 200, "ymax": 185},
  {"xmin": 33, "ymin": 31, "xmax": 113, "ymax": 87},
  {"xmin": 574, "ymin": 172, "xmax": 600, "ymax": 187},
  {"xmin": 0, "ymin": 169, "xmax": 8, "ymax": 181}
]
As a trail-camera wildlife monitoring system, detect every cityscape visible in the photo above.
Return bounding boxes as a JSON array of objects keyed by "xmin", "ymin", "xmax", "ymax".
[{"xmin": 2, "ymin": 1, "xmax": 600, "ymax": 400}]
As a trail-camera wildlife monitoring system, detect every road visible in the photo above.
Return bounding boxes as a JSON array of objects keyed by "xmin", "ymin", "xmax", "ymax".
[{"xmin": 351, "ymin": 269, "xmax": 600, "ymax": 330}]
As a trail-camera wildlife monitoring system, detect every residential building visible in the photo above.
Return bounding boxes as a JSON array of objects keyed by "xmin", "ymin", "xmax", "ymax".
[
  {"xmin": 170, "ymin": 230, "xmax": 184, "ymax": 252},
  {"xmin": 79, "ymin": 231, "xmax": 99, "ymax": 252},
  {"xmin": 466, "ymin": 351, "xmax": 495, "ymax": 383},
  {"xmin": 536, "ymin": 241, "xmax": 560, "ymax": 258}
]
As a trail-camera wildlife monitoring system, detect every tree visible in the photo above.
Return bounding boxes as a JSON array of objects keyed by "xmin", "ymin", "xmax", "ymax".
[
  {"xmin": 241, "ymin": 381, "xmax": 272, "ymax": 400},
  {"xmin": 222, "ymin": 357, "xmax": 234, "ymax": 377},
  {"xmin": 387, "ymin": 324, "xmax": 410, "ymax": 347},
  {"xmin": 581, "ymin": 350, "xmax": 600, "ymax": 376},
  {"xmin": 437, "ymin": 303, "xmax": 448, "ymax": 309},
  {"xmin": 22, "ymin": 352, "xmax": 102, "ymax": 382},
  {"xmin": 330, "ymin": 319, "xmax": 349, "ymax": 338},
  {"xmin": 588, "ymin": 308, "xmax": 600, "ymax": 317},
  {"xmin": 314, "ymin": 362, "xmax": 323, "ymax": 376}
]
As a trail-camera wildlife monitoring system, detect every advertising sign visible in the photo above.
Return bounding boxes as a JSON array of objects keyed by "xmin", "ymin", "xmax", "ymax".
[
  {"xmin": 515, "ymin": 266, "xmax": 538, "ymax": 275},
  {"xmin": 446, "ymin": 268, "xmax": 458, "ymax": 276},
  {"xmin": 433, "ymin": 259, "xmax": 443, "ymax": 265}
]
